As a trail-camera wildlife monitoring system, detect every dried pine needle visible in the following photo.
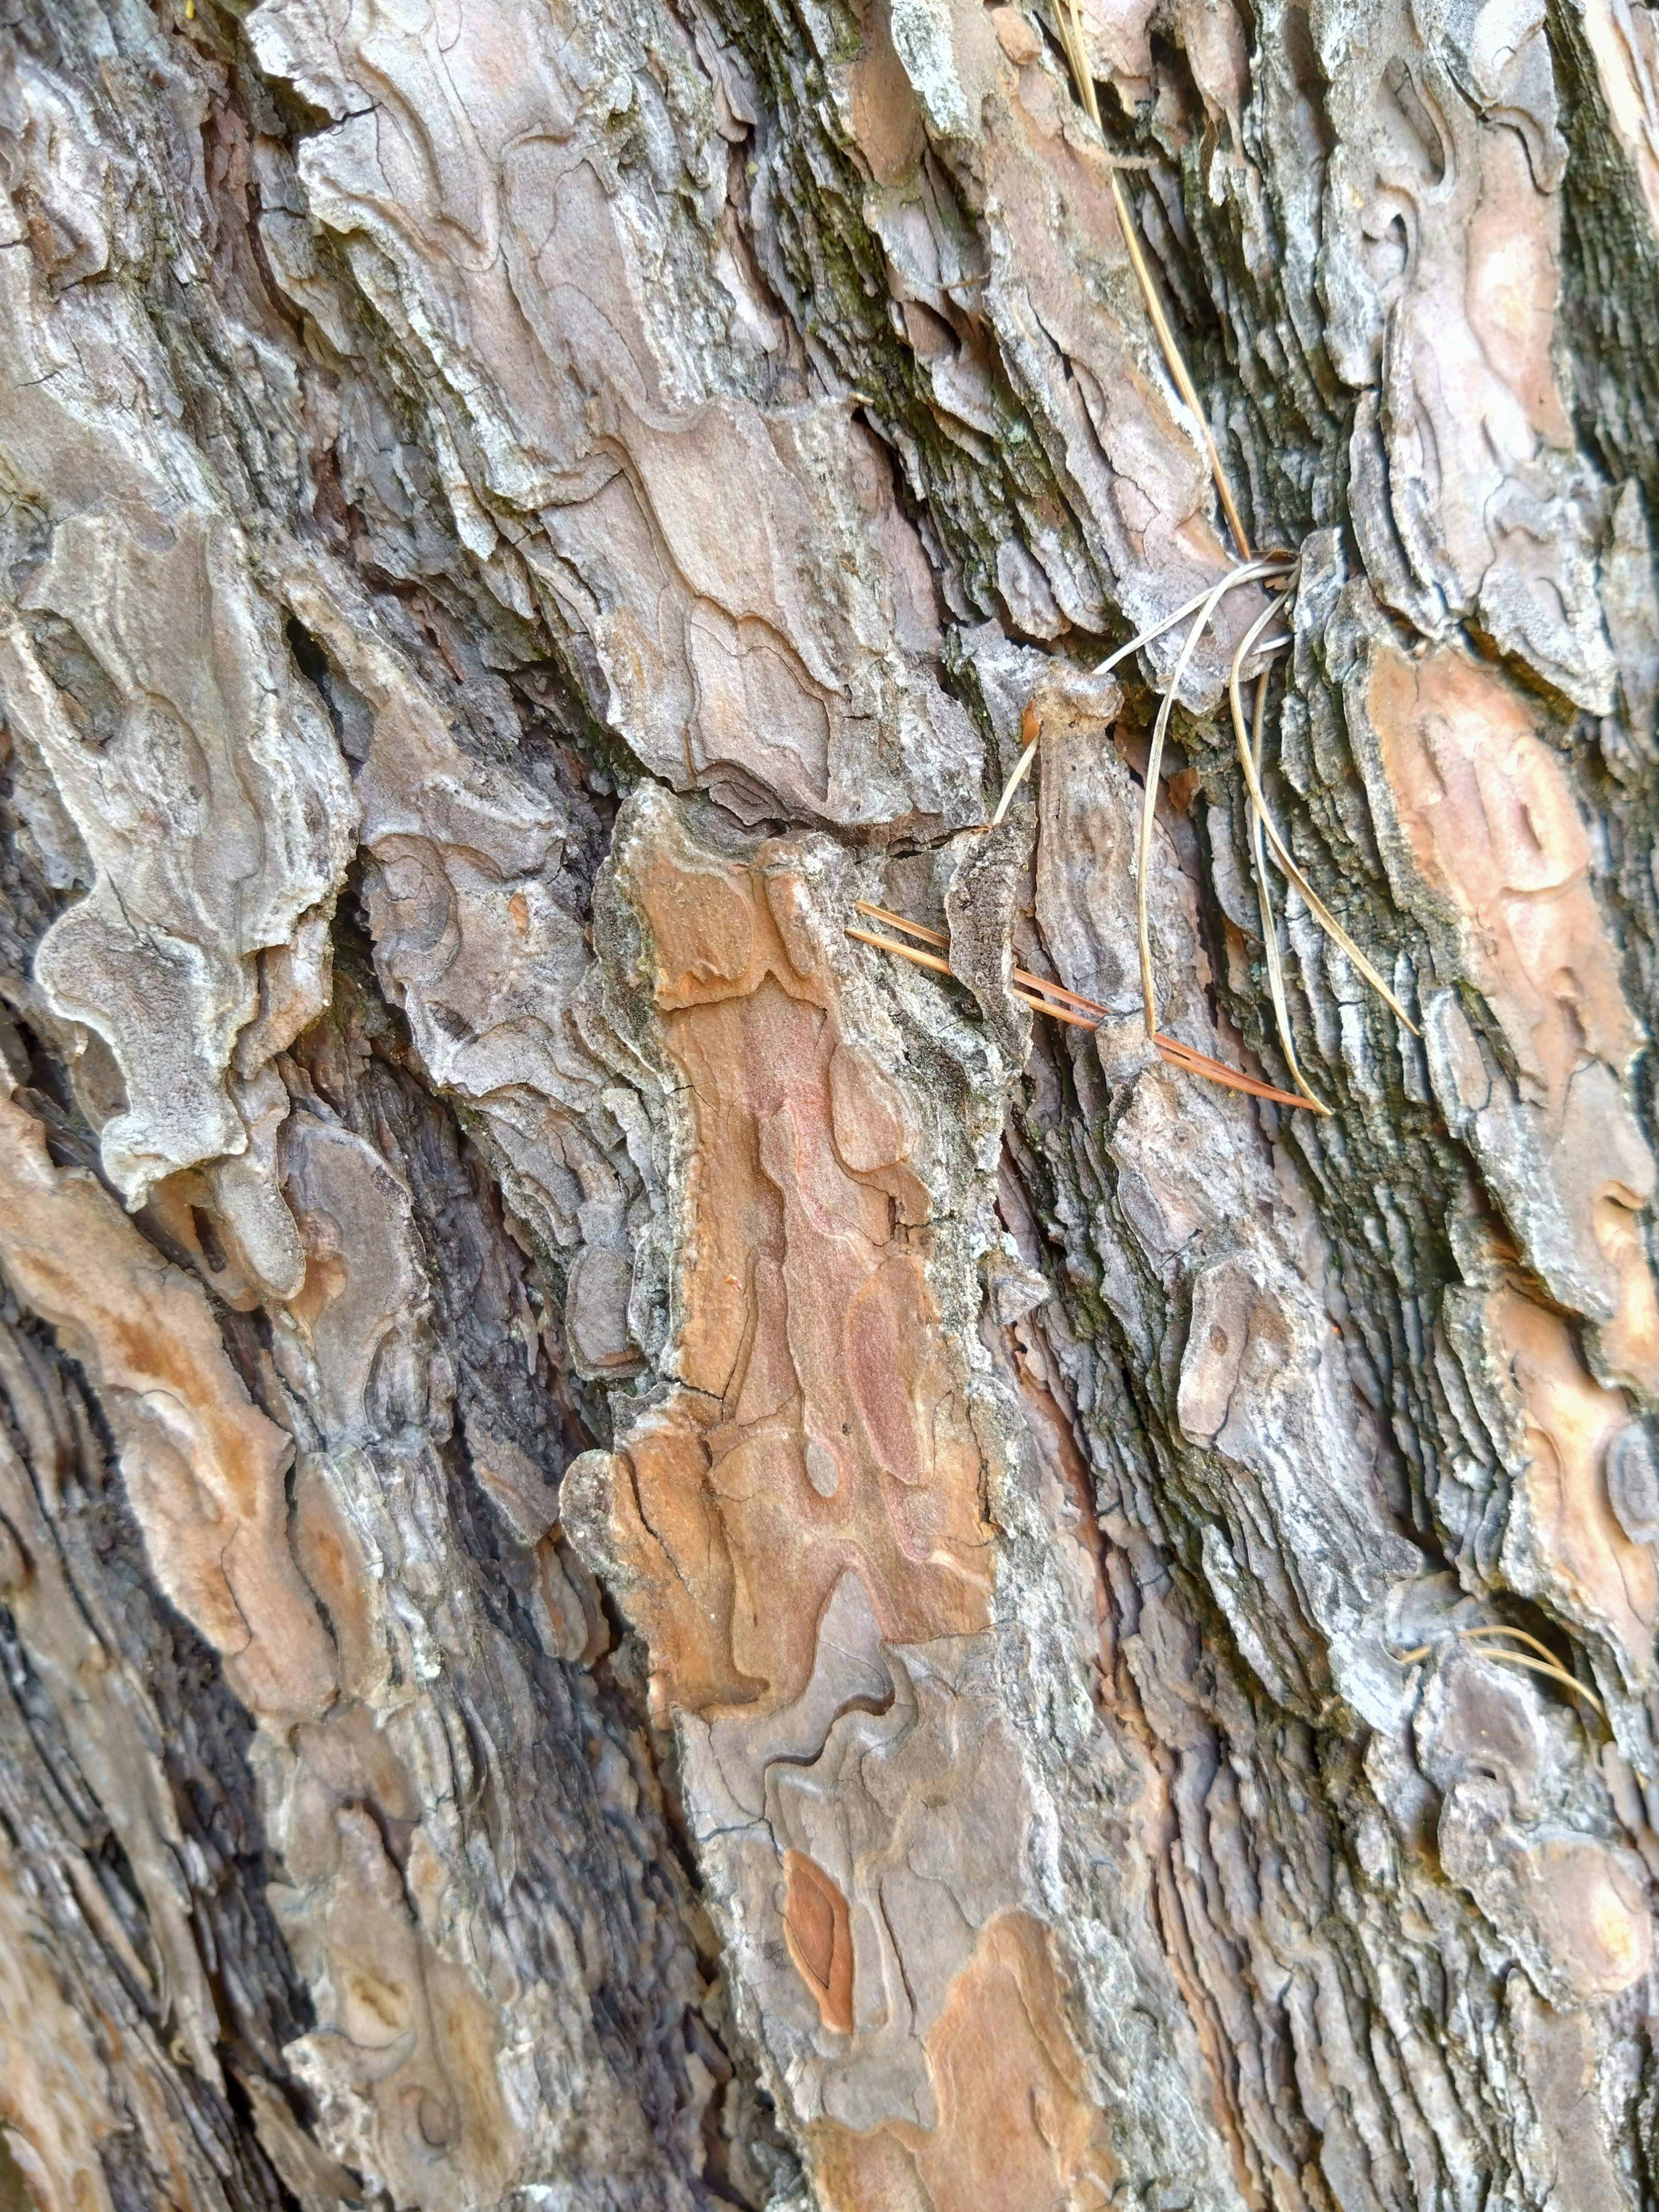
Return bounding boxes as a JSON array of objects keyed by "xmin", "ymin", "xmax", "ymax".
[
  {"xmin": 1469, "ymin": 1648, "xmax": 1607, "ymax": 1721},
  {"xmin": 847, "ymin": 906, "xmax": 1313, "ymax": 1109},
  {"xmin": 1458, "ymin": 1623, "xmax": 1606, "ymax": 1716},
  {"xmin": 857, "ymin": 900, "xmax": 1116, "ymax": 1014},
  {"xmin": 1148, "ymin": 1032, "xmax": 1309, "ymax": 1109},
  {"xmin": 988, "ymin": 556, "xmax": 1294, "ymax": 826},
  {"xmin": 1039, "ymin": 0, "xmax": 1390, "ymax": 1091},
  {"xmin": 1019, "ymin": 992, "xmax": 1102, "ymax": 1030},
  {"xmin": 1227, "ymin": 593, "xmax": 1421, "ymax": 1039},
  {"xmin": 989, "ymin": 703, "xmax": 1043, "ymax": 826},
  {"xmin": 1390, "ymin": 1625, "xmax": 1607, "ymax": 1723},
  {"xmin": 969, "ymin": 553, "xmax": 1414, "ymax": 1109},
  {"xmin": 848, "ymin": 924, "xmax": 1099, "ymax": 1029},
  {"xmin": 877, "ymin": 13, "xmax": 1416, "ymax": 1119},
  {"xmin": 1245, "ymin": 666, "xmax": 1332, "ymax": 1115},
  {"xmin": 1456, "ymin": 1623, "xmax": 1572, "ymax": 1666},
  {"xmin": 1135, "ymin": 556, "xmax": 1291, "ymax": 1042},
  {"xmin": 852, "ymin": 900, "xmax": 949, "ymax": 946},
  {"xmin": 1052, "ymin": 0, "xmax": 1250, "ymax": 559},
  {"xmin": 845, "ymin": 925, "xmax": 954, "ymax": 979}
]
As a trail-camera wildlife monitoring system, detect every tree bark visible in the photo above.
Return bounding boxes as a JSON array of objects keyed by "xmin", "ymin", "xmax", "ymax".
[{"xmin": 3, "ymin": 0, "xmax": 1659, "ymax": 2206}]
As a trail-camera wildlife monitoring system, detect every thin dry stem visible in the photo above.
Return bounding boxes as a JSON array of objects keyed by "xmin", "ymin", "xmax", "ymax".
[
  {"xmin": 1053, "ymin": 0, "xmax": 1250, "ymax": 559},
  {"xmin": 1034, "ymin": 0, "xmax": 1401, "ymax": 1109},
  {"xmin": 845, "ymin": 925, "xmax": 953, "ymax": 979},
  {"xmin": 1149, "ymin": 1034, "xmax": 1312, "ymax": 1109},
  {"xmin": 1019, "ymin": 991, "xmax": 1100, "ymax": 1030},
  {"xmin": 974, "ymin": 549, "xmax": 1407, "ymax": 1115},
  {"xmin": 855, "ymin": 900, "xmax": 949, "ymax": 946},
  {"xmin": 1455, "ymin": 1623, "xmax": 1563, "ymax": 1663},
  {"xmin": 856, "ymin": 900, "xmax": 1119, "ymax": 1015},
  {"xmin": 849, "ymin": 924, "xmax": 1095, "ymax": 1027},
  {"xmin": 1392, "ymin": 1627, "xmax": 1607, "ymax": 1722}
]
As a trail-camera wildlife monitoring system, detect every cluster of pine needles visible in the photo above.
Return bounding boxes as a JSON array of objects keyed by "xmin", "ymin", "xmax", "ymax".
[
  {"xmin": 849, "ymin": 0, "xmax": 1419, "ymax": 1116},
  {"xmin": 845, "ymin": 9, "xmax": 1613, "ymax": 1728}
]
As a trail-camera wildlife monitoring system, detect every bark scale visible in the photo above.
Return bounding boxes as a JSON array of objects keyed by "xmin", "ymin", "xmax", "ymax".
[{"xmin": 2, "ymin": 0, "xmax": 1659, "ymax": 2208}]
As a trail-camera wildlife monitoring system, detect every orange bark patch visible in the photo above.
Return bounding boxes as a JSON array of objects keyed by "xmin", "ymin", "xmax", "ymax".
[
  {"xmin": 1494, "ymin": 1287, "xmax": 1659, "ymax": 1672},
  {"xmin": 0, "ymin": 1085, "xmax": 335, "ymax": 1727},
  {"xmin": 1369, "ymin": 644, "xmax": 1636, "ymax": 1094},
  {"xmin": 782, "ymin": 1850, "xmax": 855, "ymax": 2034},
  {"xmin": 810, "ymin": 1913, "xmax": 1118, "ymax": 2212},
  {"xmin": 1370, "ymin": 642, "xmax": 1659, "ymax": 1395},
  {"xmin": 605, "ymin": 830, "xmax": 991, "ymax": 1721},
  {"xmin": 585, "ymin": 804, "xmax": 1112, "ymax": 2212}
]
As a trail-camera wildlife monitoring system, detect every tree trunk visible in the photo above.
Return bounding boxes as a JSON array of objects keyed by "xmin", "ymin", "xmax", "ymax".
[{"xmin": 3, "ymin": 0, "xmax": 1659, "ymax": 2206}]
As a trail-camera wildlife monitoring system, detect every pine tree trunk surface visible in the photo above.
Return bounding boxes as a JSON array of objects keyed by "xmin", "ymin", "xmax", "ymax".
[{"xmin": 3, "ymin": 0, "xmax": 1659, "ymax": 2206}]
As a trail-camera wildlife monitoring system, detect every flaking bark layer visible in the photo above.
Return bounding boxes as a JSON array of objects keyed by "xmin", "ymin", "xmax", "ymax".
[{"xmin": 2, "ymin": 1, "xmax": 1659, "ymax": 2209}]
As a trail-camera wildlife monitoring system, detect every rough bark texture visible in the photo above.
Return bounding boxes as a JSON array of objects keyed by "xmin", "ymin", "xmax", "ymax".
[{"xmin": 3, "ymin": 0, "xmax": 1659, "ymax": 2207}]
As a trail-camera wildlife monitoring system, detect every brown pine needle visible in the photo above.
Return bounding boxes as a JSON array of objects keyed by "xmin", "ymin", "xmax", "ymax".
[
  {"xmin": 1034, "ymin": 0, "xmax": 1395, "ymax": 1112},
  {"xmin": 1016, "ymin": 972, "xmax": 1113, "ymax": 1017},
  {"xmin": 1456, "ymin": 1624, "xmax": 1567, "ymax": 1665},
  {"xmin": 1457, "ymin": 1622, "xmax": 1608, "ymax": 1721},
  {"xmin": 845, "ymin": 925, "xmax": 954, "ymax": 979},
  {"xmin": 1103, "ymin": 162, "xmax": 1249, "ymax": 560},
  {"xmin": 1150, "ymin": 1035, "xmax": 1309, "ymax": 1110},
  {"xmin": 855, "ymin": 902, "xmax": 1110, "ymax": 1016},
  {"xmin": 851, "ymin": 922, "xmax": 1083, "ymax": 1022},
  {"xmin": 853, "ymin": 900, "xmax": 949, "ymax": 947},
  {"xmin": 1018, "ymin": 990, "xmax": 1100, "ymax": 1030},
  {"xmin": 849, "ymin": 925, "xmax": 1093, "ymax": 1027},
  {"xmin": 847, "ymin": 909, "xmax": 1314, "ymax": 1107}
]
